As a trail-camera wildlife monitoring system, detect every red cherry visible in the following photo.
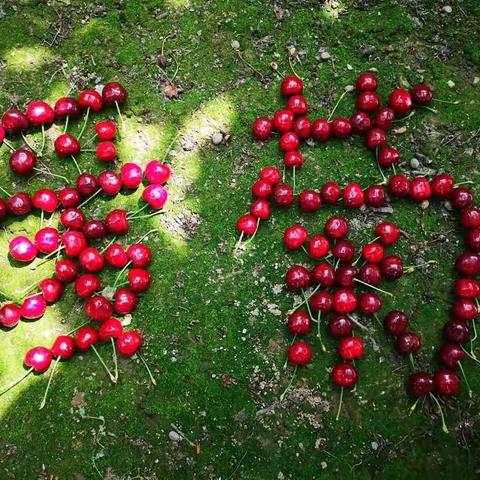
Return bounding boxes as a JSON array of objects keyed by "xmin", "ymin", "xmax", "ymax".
[
  {"xmin": 21, "ymin": 295, "xmax": 47, "ymax": 320},
  {"xmin": 388, "ymin": 174, "xmax": 410, "ymax": 197},
  {"xmin": 0, "ymin": 198, "xmax": 7, "ymax": 221},
  {"xmin": 285, "ymin": 265, "xmax": 311, "ymax": 291},
  {"xmin": 455, "ymin": 252, "xmax": 480, "ymax": 276},
  {"xmin": 333, "ymin": 289, "xmax": 357, "ymax": 314},
  {"xmin": 331, "ymin": 117, "xmax": 352, "ymax": 138},
  {"xmin": 384, "ymin": 310, "xmax": 409, "ymax": 336},
  {"xmin": 328, "ymin": 315, "xmax": 353, "ymax": 338},
  {"xmin": 335, "ymin": 265, "xmax": 358, "ymax": 288},
  {"xmin": 358, "ymin": 263, "xmax": 382, "ymax": 286},
  {"xmin": 32, "ymin": 189, "xmax": 58, "ymax": 213},
  {"xmin": 310, "ymin": 263, "xmax": 335, "ymax": 287},
  {"xmin": 279, "ymin": 132, "xmax": 300, "ymax": 151},
  {"xmin": 98, "ymin": 170, "xmax": 122, "ymax": 196},
  {"xmin": 142, "ymin": 184, "xmax": 168, "ymax": 209},
  {"xmin": 283, "ymin": 225, "xmax": 308, "ymax": 250},
  {"xmin": 312, "ymin": 118, "xmax": 331, "ymax": 141},
  {"xmin": 409, "ymin": 372, "xmax": 434, "ymax": 397},
  {"xmin": 465, "ymin": 229, "xmax": 480, "ymax": 251},
  {"xmin": 395, "ymin": 332, "xmax": 421, "ymax": 354},
  {"xmin": 128, "ymin": 268, "xmax": 151, "ymax": 292},
  {"xmin": 287, "ymin": 341, "xmax": 312, "ymax": 365},
  {"xmin": 252, "ymin": 117, "xmax": 272, "ymax": 140},
  {"xmin": 324, "ymin": 216, "xmax": 349, "ymax": 239},
  {"xmin": 411, "ymin": 84, "xmax": 433, "ymax": 106},
  {"xmin": 389, "ymin": 88, "xmax": 412, "ymax": 115},
  {"xmin": 439, "ymin": 343, "xmax": 465, "ymax": 370},
  {"xmin": 281, "ymin": 76, "xmax": 303, "ymax": 96},
  {"xmin": 75, "ymin": 326, "xmax": 99, "ymax": 351},
  {"xmin": 451, "ymin": 187, "xmax": 473, "ymax": 209},
  {"xmin": 273, "ymin": 183, "xmax": 294, "ymax": 207},
  {"xmin": 434, "ymin": 370, "xmax": 460, "ymax": 397},
  {"xmin": 83, "ymin": 220, "xmax": 107, "ymax": 240},
  {"xmin": 259, "ymin": 166, "xmax": 281, "ymax": 185},
  {"xmin": 338, "ymin": 336, "xmax": 364, "ymax": 360},
  {"xmin": 24, "ymin": 346, "xmax": 52, "ymax": 373},
  {"xmin": 96, "ymin": 141, "xmax": 117, "ymax": 162},
  {"xmin": 454, "ymin": 278, "xmax": 480, "ymax": 299},
  {"xmin": 76, "ymin": 173, "xmax": 98, "ymax": 197},
  {"xmin": 51, "ymin": 335, "xmax": 76, "ymax": 359},
  {"xmin": 298, "ymin": 189, "xmax": 321, "ymax": 212},
  {"xmin": 58, "ymin": 187, "xmax": 81, "ymax": 208},
  {"xmin": 359, "ymin": 292, "xmax": 382, "ymax": 315},
  {"xmin": 127, "ymin": 244, "xmax": 152, "ymax": 268},
  {"xmin": 0, "ymin": 304, "xmax": 21, "ymax": 328},
  {"xmin": 26, "ymin": 101, "xmax": 54, "ymax": 125},
  {"xmin": 39, "ymin": 278, "xmax": 64, "ymax": 303},
  {"xmin": 9, "ymin": 236, "xmax": 37, "ymax": 262},
  {"xmin": 310, "ymin": 290, "xmax": 333, "ymax": 314},
  {"xmin": 272, "ymin": 110, "xmax": 294, "ymax": 133},
  {"xmin": 365, "ymin": 128, "xmax": 387, "ymax": 149},
  {"xmin": 362, "ymin": 242, "xmax": 384, "ymax": 263},
  {"xmin": 331, "ymin": 363, "xmax": 358, "ymax": 389},
  {"xmin": 105, "ymin": 243, "xmax": 129, "ymax": 268},
  {"xmin": 79, "ymin": 247, "xmax": 105, "ymax": 273},
  {"xmin": 375, "ymin": 222, "xmax": 400, "ymax": 245},
  {"xmin": 7, "ymin": 192, "xmax": 32, "ymax": 216},
  {"xmin": 85, "ymin": 295, "xmax": 113, "ymax": 322},
  {"xmin": 357, "ymin": 91, "xmax": 380, "ymax": 112},
  {"xmin": 378, "ymin": 146, "xmax": 399, "ymax": 168},
  {"xmin": 356, "ymin": 73, "xmax": 378, "ymax": 92},
  {"xmin": 61, "ymin": 231, "xmax": 87, "ymax": 257},
  {"xmin": 9, "ymin": 148, "xmax": 36, "ymax": 176},
  {"xmin": 350, "ymin": 111, "xmax": 372, "ymax": 134},
  {"xmin": 252, "ymin": 179, "xmax": 273, "ymax": 199},
  {"xmin": 236, "ymin": 214, "xmax": 257, "ymax": 236},
  {"xmin": 444, "ymin": 319, "xmax": 470, "ymax": 344},
  {"xmin": 250, "ymin": 199, "xmax": 270, "ymax": 220},
  {"xmin": 114, "ymin": 288, "xmax": 138, "ymax": 315},
  {"xmin": 320, "ymin": 181, "xmax": 341, "ymax": 204},
  {"xmin": 410, "ymin": 177, "xmax": 432, "ymax": 201},
  {"xmin": 364, "ymin": 185, "xmax": 386, "ymax": 207},
  {"xmin": 343, "ymin": 183, "xmax": 364, "ymax": 208},
  {"xmin": 75, "ymin": 273, "xmax": 101, "ymax": 298},
  {"xmin": 78, "ymin": 89, "xmax": 103, "ymax": 111},
  {"xmin": 1, "ymin": 109, "xmax": 29, "ymax": 134},
  {"xmin": 460, "ymin": 208, "xmax": 480, "ymax": 229},
  {"xmin": 95, "ymin": 121, "xmax": 116, "ymax": 141},
  {"xmin": 332, "ymin": 240, "xmax": 356, "ymax": 263},
  {"xmin": 98, "ymin": 319, "xmax": 123, "ymax": 341},
  {"xmin": 60, "ymin": 208, "xmax": 86, "ymax": 231},
  {"xmin": 293, "ymin": 116, "xmax": 312, "ymax": 139},
  {"xmin": 54, "ymin": 134, "xmax": 80, "ymax": 157},
  {"xmin": 381, "ymin": 255, "xmax": 404, "ymax": 279},
  {"xmin": 55, "ymin": 259, "xmax": 78, "ymax": 283},
  {"xmin": 283, "ymin": 150, "xmax": 303, "ymax": 169},
  {"xmin": 452, "ymin": 299, "xmax": 477, "ymax": 321},
  {"xmin": 288, "ymin": 311, "xmax": 312, "ymax": 335},
  {"xmin": 54, "ymin": 97, "xmax": 81, "ymax": 120},
  {"xmin": 102, "ymin": 82, "xmax": 127, "ymax": 106},
  {"xmin": 307, "ymin": 235, "xmax": 330, "ymax": 259},
  {"xmin": 287, "ymin": 95, "xmax": 308, "ymax": 115},
  {"xmin": 431, "ymin": 174, "xmax": 454, "ymax": 198},
  {"xmin": 105, "ymin": 209, "xmax": 129, "ymax": 235},
  {"xmin": 144, "ymin": 160, "xmax": 171, "ymax": 184},
  {"xmin": 374, "ymin": 107, "xmax": 395, "ymax": 130},
  {"xmin": 117, "ymin": 331, "xmax": 143, "ymax": 357}
]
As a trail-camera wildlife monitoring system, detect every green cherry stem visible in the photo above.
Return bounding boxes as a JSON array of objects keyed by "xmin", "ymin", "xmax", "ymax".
[
  {"xmin": 70, "ymin": 155, "xmax": 82, "ymax": 175},
  {"xmin": 63, "ymin": 115, "xmax": 69, "ymax": 134},
  {"xmin": 457, "ymin": 361, "xmax": 472, "ymax": 398},
  {"xmin": 111, "ymin": 338, "xmax": 119, "ymax": 382},
  {"xmin": 39, "ymin": 356, "xmax": 61, "ymax": 409},
  {"xmin": 77, "ymin": 107, "xmax": 90, "ymax": 140},
  {"xmin": 429, "ymin": 393, "xmax": 449, "ymax": 434},
  {"xmin": 335, "ymin": 387, "xmax": 344, "ymax": 421},
  {"xmin": 279, "ymin": 365, "xmax": 297, "ymax": 401},
  {"xmin": 316, "ymin": 311, "xmax": 326, "ymax": 352},
  {"xmin": 138, "ymin": 353, "xmax": 157, "ymax": 385},
  {"xmin": 0, "ymin": 368, "xmax": 33, "ymax": 397},
  {"xmin": 91, "ymin": 346, "xmax": 116, "ymax": 383},
  {"xmin": 353, "ymin": 278, "xmax": 393, "ymax": 297},
  {"xmin": 78, "ymin": 188, "xmax": 102, "ymax": 209},
  {"xmin": 327, "ymin": 90, "xmax": 349, "ymax": 122}
]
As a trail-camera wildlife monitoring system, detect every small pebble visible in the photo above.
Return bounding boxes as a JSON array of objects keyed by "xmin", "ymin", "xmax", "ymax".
[
  {"xmin": 442, "ymin": 5, "xmax": 452, "ymax": 13},
  {"xmin": 231, "ymin": 40, "xmax": 240, "ymax": 50},
  {"xmin": 345, "ymin": 85, "xmax": 355, "ymax": 93},
  {"xmin": 420, "ymin": 200, "xmax": 429, "ymax": 209},
  {"xmin": 473, "ymin": 76, "xmax": 479, "ymax": 86},
  {"xmin": 168, "ymin": 431, "xmax": 182, "ymax": 442},
  {"xmin": 410, "ymin": 158, "xmax": 420, "ymax": 169},
  {"xmin": 320, "ymin": 51, "xmax": 331, "ymax": 61},
  {"xmin": 212, "ymin": 133, "xmax": 223, "ymax": 145},
  {"xmin": 447, "ymin": 80, "xmax": 455, "ymax": 88}
]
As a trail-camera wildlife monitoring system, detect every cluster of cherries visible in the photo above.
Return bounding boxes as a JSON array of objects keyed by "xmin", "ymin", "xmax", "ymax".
[
  {"xmin": 237, "ymin": 74, "xmax": 479, "ymax": 430},
  {"xmin": 0, "ymin": 83, "xmax": 169, "ymax": 407}
]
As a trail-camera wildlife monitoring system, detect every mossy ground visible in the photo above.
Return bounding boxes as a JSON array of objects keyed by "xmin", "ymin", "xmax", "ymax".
[{"xmin": 0, "ymin": 1, "xmax": 480, "ymax": 478}]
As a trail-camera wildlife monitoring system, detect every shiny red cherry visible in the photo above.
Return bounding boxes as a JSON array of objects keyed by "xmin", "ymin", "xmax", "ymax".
[
  {"xmin": 357, "ymin": 91, "xmax": 380, "ymax": 112},
  {"xmin": 358, "ymin": 263, "xmax": 381, "ymax": 286},
  {"xmin": 388, "ymin": 174, "xmax": 410, "ymax": 197},
  {"xmin": 83, "ymin": 219, "xmax": 107, "ymax": 240},
  {"xmin": 439, "ymin": 343, "xmax": 465, "ymax": 369},
  {"xmin": 21, "ymin": 294, "xmax": 47, "ymax": 320},
  {"xmin": 293, "ymin": 116, "xmax": 312, "ymax": 139},
  {"xmin": 409, "ymin": 372, "xmax": 434, "ymax": 397},
  {"xmin": 444, "ymin": 319, "xmax": 470, "ymax": 344},
  {"xmin": 384, "ymin": 310, "xmax": 409, "ymax": 336},
  {"xmin": 324, "ymin": 216, "xmax": 348, "ymax": 239},
  {"xmin": 7, "ymin": 192, "xmax": 32, "ymax": 216},
  {"xmin": 1, "ymin": 109, "xmax": 29, "ymax": 134},
  {"xmin": 55, "ymin": 259, "xmax": 78, "ymax": 283},
  {"xmin": 114, "ymin": 288, "xmax": 138, "ymax": 315},
  {"xmin": 272, "ymin": 109, "xmax": 294, "ymax": 133},
  {"xmin": 54, "ymin": 133, "xmax": 80, "ymax": 157},
  {"xmin": 395, "ymin": 332, "xmax": 421, "ymax": 354},
  {"xmin": 60, "ymin": 208, "xmax": 86, "ymax": 231},
  {"xmin": 365, "ymin": 128, "xmax": 387, "ymax": 149},
  {"xmin": 273, "ymin": 183, "xmax": 294, "ymax": 207},
  {"xmin": 331, "ymin": 117, "xmax": 352, "ymax": 138},
  {"xmin": 9, "ymin": 148, "xmax": 36, "ymax": 176},
  {"xmin": 389, "ymin": 88, "xmax": 412, "ymax": 115},
  {"xmin": 338, "ymin": 336, "xmax": 364, "ymax": 360},
  {"xmin": 335, "ymin": 265, "xmax": 358, "ymax": 288},
  {"xmin": 98, "ymin": 170, "xmax": 122, "ymax": 196},
  {"xmin": 307, "ymin": 235, "xmax": 330, "ymax": 260},
  {"xmin": 328, "ymin": 315, "xmax": 353, "ymax": 338},
  {"xmin": 451, "ymin": 187, "xmax": 473, "ymax": 209},
  {"xmin": 359, "ymin": 292, "xmax": 382, "ymax": 315},
  {"xmin": 120, "ymin": 163, "xmax": 143, "ymax": 189},
  {"xmin": 452, "ymin": 299, "xmax": 477, "ymax": 321},
  {"xmin": 127, "ymin": 243, "xmax": 152, "ymax": 268},
  {"xmin": 310, "ymin": 290, "xmax": 333, "ymax": 314},
  {"xmin": 333, "ymin": 289, "xmax": 357, "ymax": 314},
  {"xmin": 252, "ymin": 179, "xmax": 273, "ymax": 199},
  {"xmin": 259, "ymin": 166, "xmax": 281, "ymax": 185},
  {"xmin": 236, "ymin": 214, "xmax": 257, "ymax": 236},
  {"xmin": 75, "ymin": 326, "xmax": 99, "ymax": 351},
  {"xmin": 98, "ymin": 319, "xmax": 123, "ymax": 342},
  {"xmin": 75, "ymin": 273, "xmax": 101, "ymax": 298},
  {"xmin": 455, "ymin": 278, "xmax": 480, "ymax": 299},
  {"xmin": 32, "ymin": 189, "xmax": 58, "ymax": 213},
  {"xmin": 350, "ymin": 111, "xmax": 371, "ymax": 134},
  {"xmin": 39, "ymin": 278, "xmax": 64, "ymax": 303},
  {"xmin": 144, "ymin": 160, "xmax": 171, "ymax": 184},
  {"xmin": 285, "ymin": 265, "xmax": 311, "ymax": 291},
  {"xmin": 95, "ymin": 121, "xmax": 116, "ymax": 141},
  {"xmin": 343, "ymin": 183, "xmax": 364, "ymax": 208},
  {"xmin": 310, "ymin": 263, "xmax": 335, "ymax": 287},
  {"xmin": 85, "ymin": 295, "xmax": 113, "ymax": 322},
  {"xmin": 455, "ymin": 252, "xmax": 480, "ymax": 276},
  {"xmin": 434, "ymin": 370, "xmax": 460, "ymax": 397},
  {"xmin": 61, "ymin": 231, "xmax": 87, "ymax": 257},
  {"xmin": 378, "ymin": 146, "xmax": 399, "ymax": 168},
  {"xmin": 105, "ymin": 244, "xmax": 129, "ymax": 268},
  {"xmin": 331, "ymin": 363, "xmax": 358, "ymax": 389},
  {"xmin": 279, "ymin": 132, "xmax": 300, "ymax": 151},
  {"xmin": 374, "ymin": 107, "xmax": 395, "ymax": 130},
  {"xmin": 298, "ymin": 189, "xmax": 321, "ymax": 212},
  {"xmin": 332, "ymin": 240, "xmax": 355, "ymax": 263},
  {"xmin": 76, "ymin": 173, "xmax": 98, "ymax": 197},
  {"xmin": 356, "ymin": 73, "xmax": 378, "ymax": 92},
  {"xmin": 288, "ymin": 311, "xmax": 311, "ymax": 335},
  {"xmin": 117, "ymin": 331, "xmax": 143, "ymax": 357},
  {"xmin": 78, "ymin": 89, "xmax": 103, "ymax": 111},
  {"xmin": 105, "ymin": 209, "xmax": 129, "ymax": 235},
  {"xmin": 362, "ymin": 243, "xmax": 384, "ymax": 263},
  {"xmin": 54, "ymin": 97, "xmax": 81, "ymax": 120},
  {"xmin": 9, "ymin": 236, "xmax": 37, "ymax": 262},
  {"xmin": 281, "ymin": 76, "xmax": 303, "ymax": 96},
  {"xmin": 320, "ymin": 181, "xmax": 341, "ymax": 204},
  {"xmin": 431, "ymin": 174, "xmax": 454, "ymax": 198},
  {"xmin": 102, "ymin": 82, "xmax": 127, "ymax": 106},
  {"xmin": 375, "ymin": 222, "xmax": 400, "ymax": 245},
  {"xmin": 143, "ymin": 184, "xmax": 168, "ymax": 209},
  {"xmin": 411, "ymin": 84, "xmax": 433, "ymax": 106},
  {"xmin": 79, "ymin": 247, "xmax": 105, "ymax": 273},
  {"xmin": 51, "ymin": 335, "xmax": 76, "ymax": 359},
  {"xmin": 24, "ymin": 346, "xmax": 52, "ymax": 373},
  {"xmin": 0, "ymin": 304, "xmax": 22, "ymax": 328},
  {"xmin": 460, "ymin": 208, "xmax": 480, "ymax": 229},
  {"xmin": 410, "ymin": 177, "xmax": 431, "ymax": 201},
  {"xmin": 283, "ymin": 150, "xmax": 303, "ymax": 168},
  {"xmin": 465, "ymin": 229, "xmax": 480, "ymax": 251},
  {"xmin": 287, "ymin": 341, "xmax": 312, "ymax": 365},
  {"xmin": 26, "ymin": 101, "xmax": 54, "ymax": 125},
  {"xmin": 364, "ymin": 185, "xmax": 386, "ymax": 207},
  {"xmin": 381, "ymin": 255, "xmax": 404, "ymax": 279},
  {"xmin": 312, "ymin": 118, "xmax": 331, "ymax": 141},
  {"xmin": 287, "ymin": 95, "xmax": 308, "ymax": 115},
  {"xmin": 250, "ymin": 199, "xmax": 270, "ymax": 220},
  {"xmin": 252, "ymin": 117, "xmax": 272, "ymax": 140},
  {"xmin": 128, "ymin": 268, "xmax": 151, "ymax": 293},
  {"xmin": 58, "ymin": 187, "xmax": 81, "ymax": 208},
  {"xmin": 283, "ymin": 225, "xmax": 308, "ymax": 250},
  {"xmin": 96, "ymin": 141, "xmax": 117, "ymax": 162}
]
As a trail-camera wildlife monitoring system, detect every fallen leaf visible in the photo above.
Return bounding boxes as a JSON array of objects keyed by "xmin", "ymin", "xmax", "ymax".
[
  {"xmin": 164, "ymin": 83, "xmax": 178, "ymax": 98},
  {"xmin": 220, "ymin": 374, "xmax": 237, "ymax": 387}
]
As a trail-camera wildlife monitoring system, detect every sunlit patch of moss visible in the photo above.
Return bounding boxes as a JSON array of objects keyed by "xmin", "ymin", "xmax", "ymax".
[
  {"xmin": 165, "ymin": 0, "xmax": 190, "ymax": 9},
  {"xmin": 4, "ymin": 46, "xmax": 53, "ymax": 72}
]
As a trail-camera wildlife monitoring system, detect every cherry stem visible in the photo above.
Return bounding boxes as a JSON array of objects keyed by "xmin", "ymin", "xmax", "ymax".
[
  {"xmin": 161, "ymin": 133, "xmax": 180, "ymax": 163},
  {"xmin": 3, "ymin": 139, "xmax": 15, "ymax": 152},
  {"xmin": 40, "ymin": 209, "xmax": 44, "ymax": 229},
  {"xmin": 393, "ymin": 111, "xmax": 415, "ymax": 123},
  {"xmin": 302, "ymin": 288, "xmax": 315, "ymax": 321},
  {"xmin": 113, "ymin": 260, "xmax": 132, "ymax": 289},
  {"xmin": 39, "ymin": 356, "xmax": 60, "ymax": 409},
  {"xmin": 33, "ymin": 167, "xmax": 70, "ymax": 182},
  {"xmin": 31, "ymin": 246, "xmax": 65, "ymax": 270},
  {"xmin": 429, "ymin": 393, "xmax": 449, "ymax": 434},
  {"xmin": 458, "ymin": 361, "xmax": 472, "ymax": 398},
  {"xmin": 373, "ymin": 313, "xmax": 383, "ymax": 328},
  {"xmin": 63, "ymin": 116, "xmax": 69, "ymax": 134},
  {"xmin": 392, "ymin": 163, "xmax": 397, "ymax": 176},
  {"xmin": 288, "ymin": 285, "xmax": 320, "ymax": 314},
  {"xmin": 77, "ymin": 107, "xmax": 90, "ymax": 140},
  {"xmin": 66, "ymin": 321, "xmax": 89, "ymax": 336},
  {"xmin": 129, "ymin": 210, "xmax": 165, "ymax": 221},
  {"xmin": 293, "ymin": 166, "xmax": 296, "ymax": 194},
  {"xmin": 288, "ymin": 55, "xmax": 300, "ymax": 78},
  {"xmin": 82, "ymin": 133, "xmax": 97, "ymax": 149},
  {"xmin": 282, "ymin": 165, "xmax": 286, "ymax": 183},
  {"xmin": 115, "ymin": 101, "xmax": 125, "ymax": 127},
  {"xmin": 433, "ymin": 98, "xmax": 460, "ymax": 105},
  {"xmin": 91, "ymin": 345, "xmax": 116, "ymax": 383},
  {"xmin": 138, "ymin": 352, "xmax": 156, "ymax": 385},
  {"xmin": 0, "ymin": 368, "xmax": 33, "ymax": 397},
  {"xmin": 0, "ymin": 185, "xmax": 12, "ymax": 197},
  {"xmin": 316, "ymin": 311, "xmax": 326, "ymax": 352},
  {"xmin": 405, "ymin": 260, "xmax": 437, "ymax": 273},
  {"xmin": 409, "ymin": 397, "xmax": 421, "ymax": 416},
  {"xmin": 283, "ymin": 334, "xmax": 297, "ymax": 370},
  {"xmin": 39, "ymin": 124, "xmax": 46, "ymax": 157},
  {"xmin": 423, "ymin": 106, "xmax": 438, "ymax": 114},
  {"xmin": 409, "ymin": 353, "xmax": 416, "ymax": 370},
  {"xmin": 234, "ymin": 231, "xmax": 245, "ymax": 251},
  {"xmin": 78, "ymin": 188, "xmax": 102, "ymax": 209},
  {"xmin": 347, "ymin": 314, "xmax": 368, "ymax": 331},
  {"xmin": 127, "ymin": 203, "xmax": 149, "ymax": 218},
  {"xmin": 21, "ymin": 133, "xmax": 37, "ymax": 153},
  {"xmin": 244, "ymin": 218, "xmax": 261, "ymax": 245},
  {"xmin": 327, "ymin": 90, "xmax": 349, "ymax": 122},
  {"xmin": 335, "ymin": 387, "xmax": 344, "ymax": 421},
  {"xmin": 376, "ymin": 147, "xmax": 387, "ymax": 185},
  {"xmin": 136, "ymin": 229, "xmax": 158, "ymax": 243},
  {"xmin": 460, "ymin": 344, "xmax": 479, "ymax": 363},
  {"xmin": 353, "ymin": 278, "xmax": 393, "ymax": 297},
  {"xmin": 454, "ymin": 181, "xmax": 474, "ymax": 187},
  {"xmin": 279, "ymin": 365, "xmax": 297, "ymax": 401},
  {"xmin": 70, "ymin": 155, "xmax": 82, "ymax": 175},
  {"xmin": 111, "ymin": 338, "xmax": 118, "ymax": 382}
]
